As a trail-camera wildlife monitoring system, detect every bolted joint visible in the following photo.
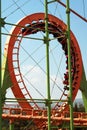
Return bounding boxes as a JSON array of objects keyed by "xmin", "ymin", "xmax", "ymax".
[
  {"xmin": 65, "ymin": 30, "xmax": 70, "ymax": 39},
  {"xmin": 43, "ymin": 36, "xmax": 50, "ymax": 44},
  {"xmin": 68, "ymin": 96, "xmax": 71, "ymax": 105},
  {"xmin": 45, "ymin": 99, "xmax": 52, "ymax": 106},
  {"xmin": 66, "ymin": 8, "xmax": 70, "ymax": 14},
  {"xmin": 45, "ymin": 99, "xmax": 49, "ymax": 106},
  {"xmin": 0, "ymin": 17, "xmax": 6, "ymax": 27},
  {"xmin": 65, "ymin": 30, "xmax": 68, "ymax": 38},
  {"xmin": 44, "ymin": 36, "xmax": 47, "ymax": 44},
  {"xmin": 44, "ymin": 17, "xmax": 49, "ymax": 21}
]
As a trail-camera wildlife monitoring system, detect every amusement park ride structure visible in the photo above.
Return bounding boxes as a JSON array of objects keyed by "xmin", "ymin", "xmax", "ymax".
[{"xmin": 0, "ymin": 0, "xmax": 87, "ymax": 130}]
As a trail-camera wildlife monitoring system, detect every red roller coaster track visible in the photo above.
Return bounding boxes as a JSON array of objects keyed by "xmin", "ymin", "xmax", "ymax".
[
  {"xmin": 2, "ymin": 107, "xmax": 87, "ymax": 128},
  {"xmin": 4, "ymin": 13, "xmax": 82, "ymax": 128}
]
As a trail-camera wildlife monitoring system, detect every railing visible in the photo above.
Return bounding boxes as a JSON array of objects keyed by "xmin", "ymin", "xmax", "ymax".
[{"xmin": 2, "ymin": 107, "xmax": 87, "ymax": 125}]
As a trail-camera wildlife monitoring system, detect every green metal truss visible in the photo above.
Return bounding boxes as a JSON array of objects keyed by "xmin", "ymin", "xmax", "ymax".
[
  {"xmin": 2, "ymin": 55, "xmax": 13, "ymax": 104},
  {"xmin": 80, "ymin": 65, "xmax": 87, "ymax": 112}
]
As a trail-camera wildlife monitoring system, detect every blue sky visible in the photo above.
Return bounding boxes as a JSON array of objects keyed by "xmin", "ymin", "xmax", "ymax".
[
  {"xmin": 2, "ymin": 0, "xmax": 87, "ymax": 69},
  {"xmin": 1, "ymin": 0, "xmax": 87, "ymax": 102}
]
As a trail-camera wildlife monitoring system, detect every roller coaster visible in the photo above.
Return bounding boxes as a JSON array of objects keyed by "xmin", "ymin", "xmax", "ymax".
[{"xmin": 1, "ymin": 0, "xmax": 87, "ymax": 130}]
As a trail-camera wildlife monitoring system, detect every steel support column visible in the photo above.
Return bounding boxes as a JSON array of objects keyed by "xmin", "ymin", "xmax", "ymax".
[
  {"xmin": 0, "ymin": 0, "xmax": 2, "ymax": 130},
  {"xmin": 44, "ymin": 0, "xmax": 51, "ymax": 130},
  {"xmin": 66, "ymin": 0, "xmax": 74, "ymax": 130},
  {"xmin": 9, "ymin": 120, "xmax": 14, "ymax": 130}
]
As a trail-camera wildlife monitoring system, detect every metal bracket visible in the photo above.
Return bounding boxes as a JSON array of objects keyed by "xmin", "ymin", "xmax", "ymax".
[{"xmin": 0, "ymin": 17, "xmax": 6, "ymax": 27}]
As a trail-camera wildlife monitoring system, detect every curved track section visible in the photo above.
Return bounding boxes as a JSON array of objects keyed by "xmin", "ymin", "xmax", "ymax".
[{"xmin": 5, "ymin": 13, "xmax": 82, "ymax": 111}]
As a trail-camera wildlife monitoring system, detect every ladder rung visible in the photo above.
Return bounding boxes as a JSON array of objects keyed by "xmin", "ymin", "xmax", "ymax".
[
  {"xmin": 15, "ymin": 74, "xmax": 20, "ymax": 76},
  {"xmin": 12, "ymin": 53, "xmax": 18, "ymax": 55},
  {"xmin": 13, "ymin": 47, "xmax": 19, "ymax": 49},
  {"xmin": 21, "ymin": 87, "xmax": 25, "ymax": 90},
  {"xmin": 16, "ymin": 38, "xmax": 21, "ymax": 42},
  {"xmin": 18, "ymin": 80, "xmax": 22, "ymax": 83},
  {"xmin": 13, "ymin": 67, "xmax": 19, "ymax": 69},
  {"xmin": 12, "ymin": 60, "xmax": 18, "ymax": 62},
  {"xmin": 24, "ymin": 93, "xmax": 28, "ymax": 96}
]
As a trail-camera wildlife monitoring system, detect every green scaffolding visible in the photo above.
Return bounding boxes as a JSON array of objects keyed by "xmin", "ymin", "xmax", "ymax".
[{"xmin": 0, "ymin": 1, "xmax": 87, "ymax": 130}]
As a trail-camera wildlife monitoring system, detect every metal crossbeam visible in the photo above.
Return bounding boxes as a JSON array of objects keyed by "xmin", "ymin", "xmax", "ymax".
[{"xmin": 2, "ymin": 107, "xmax": 87, "ymax": 128}]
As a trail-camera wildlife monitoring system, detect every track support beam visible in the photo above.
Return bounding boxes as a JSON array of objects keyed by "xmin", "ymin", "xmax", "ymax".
[
  {"xmin": 44, "ymin": 0, "xmax": 51, "ymax": 130},
  {"xmin": 0, "ymin": 0, "xmax": 2, "ymax": 130},
  {"xmin": 9, "ymin": 120, "xmax": 14, "ymax": 130},
  {"xmin": 66, "ymin": 0, "xmax": 74, "ymax": 130}
]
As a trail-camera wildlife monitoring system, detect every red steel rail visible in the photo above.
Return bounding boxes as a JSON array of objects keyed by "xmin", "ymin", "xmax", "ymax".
[{"xmin": 2, "ymin": 107, "xmax": 87, "ymax": 127}]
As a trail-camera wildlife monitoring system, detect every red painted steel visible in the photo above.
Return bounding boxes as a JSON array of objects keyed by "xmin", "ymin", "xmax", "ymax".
[
  {"xmin": 4, "ymin": 13, "xmax": 83, "ymax": 128},
  {"xmin": 2, "ymin": 107, "xmax": 87, "ymax": 128}
]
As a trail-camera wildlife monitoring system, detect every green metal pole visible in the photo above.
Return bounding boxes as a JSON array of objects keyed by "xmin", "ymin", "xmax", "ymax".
[
  {"xmin": 0, "ymin": 0, "xmax": 2, "ymax": 130},
  {"xmin": 9, "ymin": 120, "xmax": 14, "ymax": 130},
  {"xmin": 66, "ymin": 0, "xmax": 74, "ymax": 130},
  {"xmin": 80, "ymin": 65, "xmax": 87, "ymax": 112},
  {"xmin": 44, "ymin": 0, "xmax": 51, "ymax": 130}
]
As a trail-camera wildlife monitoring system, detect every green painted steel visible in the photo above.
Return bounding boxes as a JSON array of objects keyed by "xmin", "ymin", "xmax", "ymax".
[
  {"xmin": 1, "ymin": 1, "xmax": 87, "ymax": 130},
  {"xmin": 66, "ymin": 0, "xmax": 74, "ymax": 129},
  {"xmin": 0, "ymin": 0, "xmax": 2, "ymax": 129},
  {"xmin": 44, "ymin": 0, "xmax": 51, "ymax": 130},
  {"xmin": 2, "ymin": 57, "xmax": 13, "ymax": 103},
  {"xmin": 80, "ymin": 66, "xmax": 87, "ymax": 112},
  {"xmin": 1, "ymin": 48, "xmax": 13, "ymax": 129},
  {"xmin": 9, "ymin": 121, "xmax": 14, "ymax": 130}
]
